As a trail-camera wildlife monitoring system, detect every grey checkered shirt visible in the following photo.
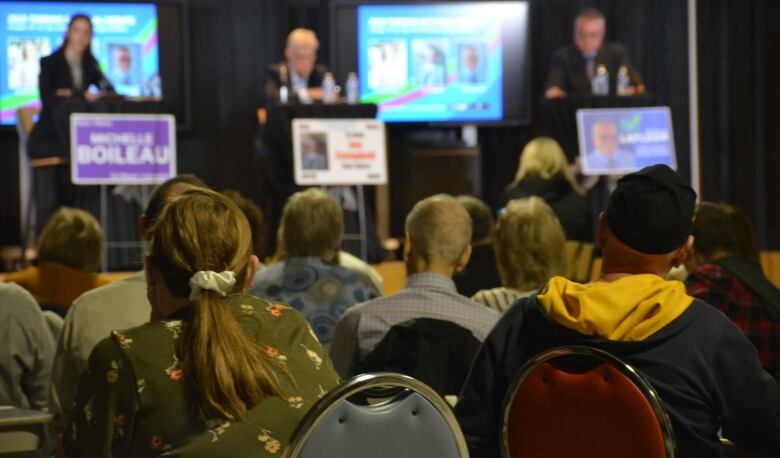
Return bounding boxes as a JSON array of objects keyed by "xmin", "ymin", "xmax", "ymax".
[{"xmin": 329, "ymin": 272, "xmax": 499, "ymax": 377}]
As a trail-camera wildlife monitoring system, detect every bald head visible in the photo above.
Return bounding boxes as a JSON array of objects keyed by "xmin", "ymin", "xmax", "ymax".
[
  {"xmin": 285, "ymin": 28, "xmax": 319, "ymax": 80},
  {"xmin": 405, "ymin": 194, "xmax": 472, "ymax": 267}
]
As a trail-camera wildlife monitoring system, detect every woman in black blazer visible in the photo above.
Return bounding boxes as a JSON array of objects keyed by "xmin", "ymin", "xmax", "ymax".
[{"xmin": 27, "ymin": 14, "xmax": 110, "ymax": 230}]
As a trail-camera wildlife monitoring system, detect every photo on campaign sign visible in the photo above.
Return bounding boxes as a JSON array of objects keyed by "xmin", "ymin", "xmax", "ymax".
[
  {"xmin": 300, "ymin": 132, "xmax": 329, "ymax": 171},
  {"xmin": 577, "ymin": 107, "xmax": 677, "ymax": 176},
  {"xmin": 292, "ymin": 119, "xmax": 387, "ymax": 186}
]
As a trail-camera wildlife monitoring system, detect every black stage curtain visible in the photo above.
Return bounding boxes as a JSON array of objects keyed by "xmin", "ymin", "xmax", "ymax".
[{"xmin": 697, "ymin": 0, "xmax": 780, "ymax": 249}]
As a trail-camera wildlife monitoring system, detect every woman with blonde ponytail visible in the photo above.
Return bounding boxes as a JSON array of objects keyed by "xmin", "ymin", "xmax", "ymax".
[{"xmin": 64, "ymin": 188, "xmax": 339, "ymax": 457}]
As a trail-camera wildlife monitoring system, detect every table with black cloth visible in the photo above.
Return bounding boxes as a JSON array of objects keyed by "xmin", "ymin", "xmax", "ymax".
[
  {"xmin": 538, "ymin": 94, "xmax": 657, "ymax": 163},
  {"xmin": 257, "ymin": 102, "xmax": 382, "ymax": 261},
  {"xmin": 36, "ymin": 98, "xmax": 172, "ymax": 271}
]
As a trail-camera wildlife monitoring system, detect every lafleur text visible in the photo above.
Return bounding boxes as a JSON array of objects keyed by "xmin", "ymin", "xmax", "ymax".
[{"xmin": 77, "ymin": 145, "xmax": 171, "ymax": 165}]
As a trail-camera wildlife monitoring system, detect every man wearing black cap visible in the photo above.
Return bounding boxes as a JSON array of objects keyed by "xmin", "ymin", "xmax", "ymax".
[{"xmin": 455, "ymin": 165, "xmax": 780, "ymax": 457}]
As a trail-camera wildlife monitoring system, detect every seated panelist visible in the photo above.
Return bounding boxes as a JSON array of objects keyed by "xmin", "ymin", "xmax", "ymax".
[
  {"xmin": 264, "ymin": 28, "xmax": 328, "ymax": 105},
  {"xmin": 545, "ymin": 8, "xmax": 645, "ymax": 99}
]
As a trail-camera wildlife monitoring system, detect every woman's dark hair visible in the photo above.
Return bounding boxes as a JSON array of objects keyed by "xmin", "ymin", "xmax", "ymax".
[
  {"xmin": 62, "ymin": 13, "xmax": 96, "ymax": 61},
  {"xmin": 692, "ymin": 202, "xmax": 760, "ymax": 261}
]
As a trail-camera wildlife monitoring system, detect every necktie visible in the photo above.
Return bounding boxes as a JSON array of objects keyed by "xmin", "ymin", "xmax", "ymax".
[{"xmin": 586, "ymin": 57, "xmax": 595, "ymax": 82}]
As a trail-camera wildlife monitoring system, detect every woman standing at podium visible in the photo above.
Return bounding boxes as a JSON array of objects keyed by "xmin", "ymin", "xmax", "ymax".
[{"xmin": 27, "ymin": 13, "xmax": 112, "ymax": 232}]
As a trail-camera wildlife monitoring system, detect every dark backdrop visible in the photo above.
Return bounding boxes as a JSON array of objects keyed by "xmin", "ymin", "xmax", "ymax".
[{"xmin": 1, "ymin": 0, "xmax": 778, "ymax": 250}]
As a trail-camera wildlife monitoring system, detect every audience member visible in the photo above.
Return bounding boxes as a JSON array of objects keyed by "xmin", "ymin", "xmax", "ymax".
[
  {"xmin": 545, "ymin": 7, "xmax": 645, "ymax": 98},
  {"xmin": 0, "ymin": 282, "xmax": 55, "ymax": 411},
  {"xmin": 499, "ymin": 137, "xmax": 592, "ymax": 242},
  {"xmin": 222, "ymin": 188, "xmax": 267, "ymax": 261},
  {"xmin": 329, "ymin": 194, "xmax": 499, "ymax": 378},
  {"xmin": 456, "ymin": 165, "xmax": 780, "ymax": 457},
  {"xmin": 251, "ymin": 188, "xmax": 380, "ymax": 345},
  {"xmin": 337, "ymin": 250, "xmax": 384, "ymax": 293},
  {"xmin": 49, "ymin": 175, "xmax": 205, "ymax": 435},
  {"xmin": 64, "ymin": 188, "xmax": 339, "ymax": 456},
  {"xmin": 685, "ymin": 202, "xmax": 780, "ymax": 383},
  {"xmin": 5, "ymin": 207, "xmax": 108, "ymax": 314},
  {"xmin": 453, "ymin": 195, "xmax": 501, "ymax": 297},
  {"xmin": 264, "ymin": 28, "xmax": 327, "ymax": 104},
  {"xmin": 473, "ymin": 197, "xmax": 566, "ymax": 313}
]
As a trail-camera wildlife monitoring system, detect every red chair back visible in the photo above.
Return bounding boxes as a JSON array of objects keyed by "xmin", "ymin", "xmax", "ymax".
[{"xmin": 501, "ymin": 346, "xmax": 676, "ymax": 458}]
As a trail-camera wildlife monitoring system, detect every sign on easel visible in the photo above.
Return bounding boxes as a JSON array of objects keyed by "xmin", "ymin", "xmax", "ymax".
[
  {"xmin": 292, "ymin": 118, "xmax": 387, "ymax": 186},
  {"xmin": 70, "ymin": 113, "xmax": 176, "ymax": 185}
]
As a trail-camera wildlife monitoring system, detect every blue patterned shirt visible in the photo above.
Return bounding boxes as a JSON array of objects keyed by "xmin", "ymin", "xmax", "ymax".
[{"xmin": 250, "ymin": 257, "xmax": 381, "ymax": 344}]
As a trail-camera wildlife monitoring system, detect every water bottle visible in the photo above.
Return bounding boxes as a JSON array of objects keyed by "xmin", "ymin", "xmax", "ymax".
[
  {"xmin": 591, "ymin": 64, "xmax": 609, "ymax": 96},
  {"xmin": 346, "ymin": 72, "xmax": 359, "ymax": 104},
  {"xmin": 322, "ymin": 72, "xmax": 336, "ymax": 104},
  {"xmin": 279, "ymin": 85, "xmax": 288, "ymax": 104},
  {"xmin": 616, "ymin": 65, "xmax": 630, "ymax": 96}
]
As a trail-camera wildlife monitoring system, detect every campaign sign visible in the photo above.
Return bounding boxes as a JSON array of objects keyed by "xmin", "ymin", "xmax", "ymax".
[
  {"xmin": 293, "ymin": 118, "xmax": 387, "ymax": 186},
  {"xmin": 70, "ymin": 113, "xmax": 176, "ymax": 185},
  {"xmin": 577, "ymin": 106, "xmax": 676, "ymax": 176}
]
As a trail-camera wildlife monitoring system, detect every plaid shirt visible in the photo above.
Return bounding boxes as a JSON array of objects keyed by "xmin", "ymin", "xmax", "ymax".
[{"xmin": 686, "ymin": 263, "xmax": 780, "ymax": 383}]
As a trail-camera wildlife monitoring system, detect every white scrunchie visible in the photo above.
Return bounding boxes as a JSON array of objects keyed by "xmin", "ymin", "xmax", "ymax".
[{"xmin": 189, "ymin": 271, "xmax": 236, "ymax": 301}]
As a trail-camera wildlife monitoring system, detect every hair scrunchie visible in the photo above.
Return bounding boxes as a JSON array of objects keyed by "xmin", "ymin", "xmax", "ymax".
[{"xmin": 189, "ymin": 270, "xmax": 236, "ymax": 301}]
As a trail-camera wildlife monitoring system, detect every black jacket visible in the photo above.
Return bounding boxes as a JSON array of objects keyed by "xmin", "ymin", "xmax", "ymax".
[
  {"xmin": 546, "ymin": 41, "xmax": 644, "ymax": 95},
  {"xmin": 500, "ymin": 175, "xmax": 593, "ymax": 242},
  {"xmin": 28, "ymin": 48, "xmax": 109, "ymax": 158},
  {"xmin": 263, "ymin": 62, "xmax": 328, "ymax": 105},
  {"xmin": 455, "ymin": 295, "xmax": 780, "ymax": 458}
]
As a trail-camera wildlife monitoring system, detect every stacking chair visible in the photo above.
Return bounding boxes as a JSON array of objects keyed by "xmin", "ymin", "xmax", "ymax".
[
  {"xmin": 501, "ymin": 346, "xmax": 676, "ymax": 458},
  {"xmin": 0, "ymin": 406, "xmax": 52, "ymax": 456},
  {"xmin": 284, "ymin": 372, "xmax": 468, "ymax": 458}
]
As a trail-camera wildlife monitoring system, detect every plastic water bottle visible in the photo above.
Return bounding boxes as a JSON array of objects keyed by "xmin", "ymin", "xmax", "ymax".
[
  {"xmin": 616, "ymin": 65, "xmax": 630, "ymax": 96},
  {"xmin": 591, "ymin": 64, "xmax": 609, "ymax": 96},
  {"xmin": 322, "ymin": 72, "xmax": 336, "ymax": 104},
  {"xmin": 346, "ymin": 72, "xmax": 359, "ymax": 104},
  {"xmin": 279, "ymin": 85, "xmax": 288, "ymax": 103}
]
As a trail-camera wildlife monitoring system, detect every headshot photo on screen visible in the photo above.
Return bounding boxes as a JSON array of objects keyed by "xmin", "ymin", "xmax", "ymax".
[
  {"xmin": 585, "ymin": 119, "xmax": 636, "ymax": 173},
  {"xmin": 458, "ymin": 43, "xmax": 487, "ymax": 84},
  {"xmin": 8, "ymin": 38, "xmax": 50, "ymax": 90},
  {"xmin": 367, "ymin": 40, "xmax": 407, "ymax": 91},
  {"xmin": 412, "ymin": 39, "xmax": 448, "ymax": 86},
  {"xmin": 107, "ymin": 43, "xmax": 141, "ymax": 87},
  {"xmin": 301, "ymin": 133, "xmax": 329, "ymax": 171}
]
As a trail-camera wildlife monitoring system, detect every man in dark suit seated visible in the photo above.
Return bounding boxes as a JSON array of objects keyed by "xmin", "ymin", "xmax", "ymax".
[
  {"xmin": 264, "ymin": 28, "xmax": 328, "ymax": 104},
  {"xmin": 545, "ymin": 8, "xmax": 645, "ymax": 99}
]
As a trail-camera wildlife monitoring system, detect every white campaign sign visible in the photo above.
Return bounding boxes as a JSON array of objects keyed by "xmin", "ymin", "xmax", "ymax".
[{"xmin": 292, "ymin": 118, "xmax": 387, "ymax": 186}]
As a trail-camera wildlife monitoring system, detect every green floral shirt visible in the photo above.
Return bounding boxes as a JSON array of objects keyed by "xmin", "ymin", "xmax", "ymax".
[{"xmin": 64, "ymin": 293, "xmax": 340, "ymax": 457}]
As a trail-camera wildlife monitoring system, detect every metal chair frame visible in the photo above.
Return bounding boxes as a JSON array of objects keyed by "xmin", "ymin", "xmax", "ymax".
[
  {"xmin": 284, "ymin": 372, "xmax": 469, "ymax": 458},
  {"xmin": 500, "ymin": 345, "xmax": 677, "ymax": 458}
]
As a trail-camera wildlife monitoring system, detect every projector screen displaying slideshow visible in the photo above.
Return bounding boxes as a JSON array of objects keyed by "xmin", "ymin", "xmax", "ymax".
[
  {"xmin": 356, "ymin": 2, "xmax": 529, "ymax": 123},
  {"xmin": 0, "ymin": 2, "xmax": 161, "ymax": 125}
]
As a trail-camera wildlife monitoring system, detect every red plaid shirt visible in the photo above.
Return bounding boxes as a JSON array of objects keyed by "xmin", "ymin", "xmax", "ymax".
[{"xmin": 686, "ymin": 263, "xmax": 780, "ymax": 383}]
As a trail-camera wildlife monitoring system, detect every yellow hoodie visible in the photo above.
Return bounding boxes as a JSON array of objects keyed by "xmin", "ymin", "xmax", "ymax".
[{"xmin": 537, "ymin": 274, "xmax": 693, "ymax": 341}]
